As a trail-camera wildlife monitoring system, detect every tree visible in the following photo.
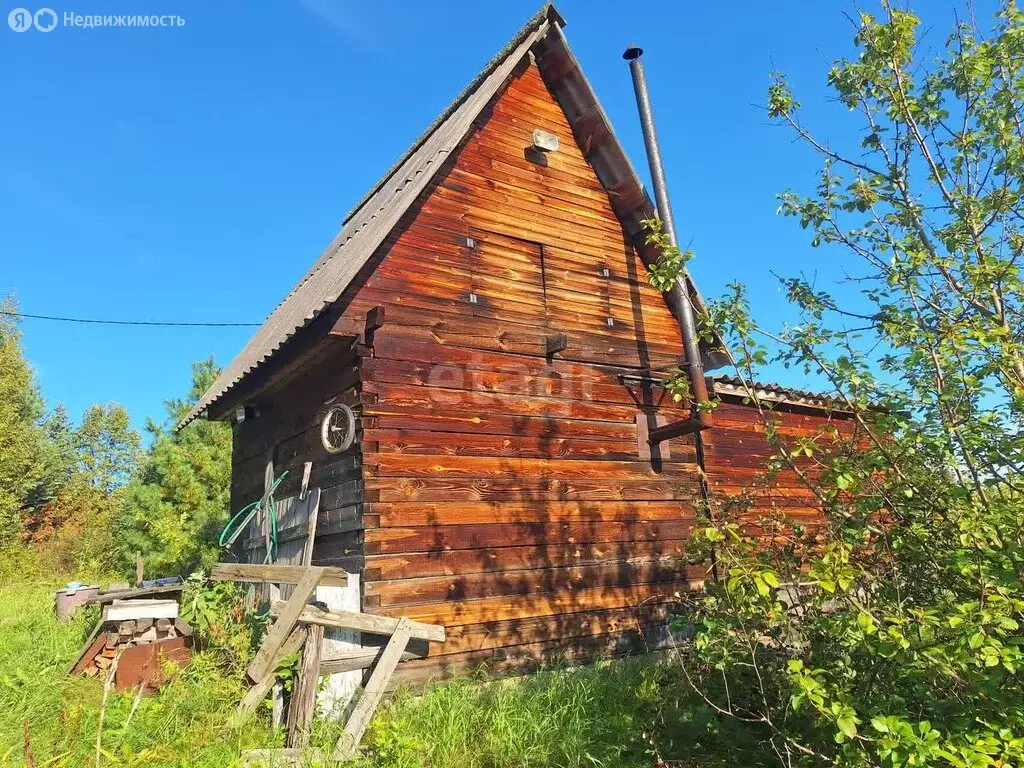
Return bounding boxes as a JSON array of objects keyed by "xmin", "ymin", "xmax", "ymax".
[
  {"xmin": 28, "ymin": 403, "xmax": 143, "ymax": 572},
  {"xmin": 0, "ymin": 298, "xmax": 48, "ymax": 544},
  {"xmin": 21, "ymin": 404, "xmax": 79, "ymax": 543},
  {"xmin": 34, "ymin": 404, "xmax": 77, "ymax": 504},
  {"xmin": 645, "ymin": 4, "xmax": 1024, "ymax": 766},
  {"xmin": 75, "ymin": 403, "xmax": 141, "ymax": 494},
  {"xmin": 116, "ymin": 358, "xmax": 232, "ymax": 576}
]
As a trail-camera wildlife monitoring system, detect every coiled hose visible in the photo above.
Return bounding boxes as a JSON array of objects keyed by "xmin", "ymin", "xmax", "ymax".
[{"xmin": 219, "ymin": 470, "xmax": 289, "ymax": 564}]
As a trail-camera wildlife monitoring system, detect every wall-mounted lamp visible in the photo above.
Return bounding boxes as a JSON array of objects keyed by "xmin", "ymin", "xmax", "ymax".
[{"xmin": 531, "ymin": 129, "xmax": 559, "ymax": 152}]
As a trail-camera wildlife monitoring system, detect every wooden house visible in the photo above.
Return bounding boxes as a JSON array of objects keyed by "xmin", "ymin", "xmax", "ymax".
[{"xmin": 182, "ymin": 4, "xmax": 856, "ymax": 685}]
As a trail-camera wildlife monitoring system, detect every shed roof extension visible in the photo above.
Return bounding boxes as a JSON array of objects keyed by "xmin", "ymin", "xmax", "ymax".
[{"xmin": 712, "ymin": 374, "xmax": 854, "ymax": 412}]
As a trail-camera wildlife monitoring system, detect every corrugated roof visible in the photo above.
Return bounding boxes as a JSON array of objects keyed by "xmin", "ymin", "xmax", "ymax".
[
  {"xmin": 179, "ymin": 5, "xmax": 559, "ymax": 429},
  {"xmin": 712, "ymin": 374, "xmax": 851, "ymax": 411}
]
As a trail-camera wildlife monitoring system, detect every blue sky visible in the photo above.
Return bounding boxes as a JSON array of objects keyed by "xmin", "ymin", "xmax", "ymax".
[{"xmin": 0, "ymin": 0, "xmax": 986, "ymax": 433}]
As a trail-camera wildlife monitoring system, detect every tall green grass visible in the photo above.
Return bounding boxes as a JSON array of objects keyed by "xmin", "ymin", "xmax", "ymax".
[
  {"xmin": 363, "ymin": 661, "xmax": 769, "ymax": 768},
  {"xmin": 0, "ymin": 558, "xmax": 769, "ymax": 767},
  {"xmin": 0, "ymin": 580, "xmax": 284, "ymax": 766}
]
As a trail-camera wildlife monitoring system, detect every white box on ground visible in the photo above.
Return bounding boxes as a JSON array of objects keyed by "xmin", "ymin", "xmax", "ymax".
[{"xmin": 103, "ymin": 599, "xmax": 179, "ymax": 622}]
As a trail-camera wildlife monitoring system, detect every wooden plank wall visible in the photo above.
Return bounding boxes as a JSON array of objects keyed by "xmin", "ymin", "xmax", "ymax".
[
  {"xmin": 222, "ymin": 54, "xmax": 863, "ymax": 686},
  {"xmin": 229, "ymin": 347, "xmax": 366, "ymax": 573},
  {"xmin": 702, "ymin": 397, "xmax": 861, "ymax": 544},
  {"xmin": 335, "ymin": 57, "xmax": 706, "ymax": 683}
]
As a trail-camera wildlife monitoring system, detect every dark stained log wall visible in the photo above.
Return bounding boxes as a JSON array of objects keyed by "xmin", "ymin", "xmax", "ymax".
[
  {"xmin": 229, "ymin": 344, "xmax": 365, "ymax": 573},
  {"xmin": 331, "ymin": 57, "xmax": 706, "ymax": 683}
]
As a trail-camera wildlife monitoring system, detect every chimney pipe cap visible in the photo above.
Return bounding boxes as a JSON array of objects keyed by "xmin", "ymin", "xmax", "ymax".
[{"xmin": 622, "ymin": 44, "xmax": 643, "ymax": 61}]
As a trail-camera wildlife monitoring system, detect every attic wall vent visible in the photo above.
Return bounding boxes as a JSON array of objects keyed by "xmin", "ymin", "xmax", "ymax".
[{"xmin": 532, "ymin": 129, "xmax": 559, "ymax": 152}]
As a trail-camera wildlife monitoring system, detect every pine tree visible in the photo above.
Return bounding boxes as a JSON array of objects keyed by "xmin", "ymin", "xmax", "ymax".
[{"xmin": 117, "ymin": 358, "xmax": 232, "ymax": 575}]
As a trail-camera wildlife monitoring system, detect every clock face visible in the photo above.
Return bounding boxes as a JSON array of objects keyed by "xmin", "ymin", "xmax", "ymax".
[{"xmin": 321, "ymin": 403, "xmax": 356, "ymax": 454}]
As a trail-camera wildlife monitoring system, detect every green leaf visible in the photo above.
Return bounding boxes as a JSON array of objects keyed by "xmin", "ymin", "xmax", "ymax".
[
  {"xmin": 837, "ymin": 715, "xmax": 858, "ymax": 739},
  {"xmin": 858, "ymin": 612, "xmax": 876, "ymax": 634},
  {"xmin": 755, "ymin": 577, "xmax": 770, "ymax": 597}
]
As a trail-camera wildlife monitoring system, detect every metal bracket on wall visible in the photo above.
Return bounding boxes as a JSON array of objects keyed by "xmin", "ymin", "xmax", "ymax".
[
  {"xmin": 621, "ymin": 374, "xmax": 717, "ymax": 442},
  {"xmin": 647, "ymin": 417, "xmax": 708, "ymax": 444}
]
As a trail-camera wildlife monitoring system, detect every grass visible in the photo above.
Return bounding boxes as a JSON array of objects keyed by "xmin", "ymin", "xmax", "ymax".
[
  {"xmin": 0, "ymin": 579, "xmax": 283, "ymax": 765},
  {"xmin": 0, "ymin": 558, "xmax": 771, "ymax": 767},
  {"xmin": 361, "ymin": 661, "xmax": 770, "ymax": 768}
]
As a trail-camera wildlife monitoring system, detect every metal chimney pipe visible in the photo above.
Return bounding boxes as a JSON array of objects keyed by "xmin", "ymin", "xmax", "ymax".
[{"xmin": 623, "ymin": 44, "xmax": 711, "ymax": 420}]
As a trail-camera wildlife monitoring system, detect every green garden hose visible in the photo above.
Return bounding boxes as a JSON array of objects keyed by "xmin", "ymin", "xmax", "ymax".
[{"xmin": 219, "ymin": 470, "xmax": 289, "ymax": 564}]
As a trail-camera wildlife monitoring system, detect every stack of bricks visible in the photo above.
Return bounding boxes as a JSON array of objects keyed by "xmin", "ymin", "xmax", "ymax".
[{"xmin": 81, "ymin": 617, "xmax": 191, "ymax": 677}]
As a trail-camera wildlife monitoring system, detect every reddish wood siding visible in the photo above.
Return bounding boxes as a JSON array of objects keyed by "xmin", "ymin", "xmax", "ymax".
[
  {"xmin": 702, "ymin": 398, "xmax": 860, "ymax": 540},
  {"xmin": 221, "ymin": 53, "xmax": 863, "ymax": 687},
  {"xmin": 335, "ymin": 58, "xmax": 703, "ymax": 682}
]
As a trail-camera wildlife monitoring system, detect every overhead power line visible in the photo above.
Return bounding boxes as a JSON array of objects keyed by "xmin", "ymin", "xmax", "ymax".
[{"xmin": 1, "ymin": 310, "xmax": 260, "ymax": 328}]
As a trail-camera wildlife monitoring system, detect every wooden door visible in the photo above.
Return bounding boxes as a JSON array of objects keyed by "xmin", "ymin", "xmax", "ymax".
[{"xmin": 468, "ymin": 230, "xmax": 546, "ymax": 323}]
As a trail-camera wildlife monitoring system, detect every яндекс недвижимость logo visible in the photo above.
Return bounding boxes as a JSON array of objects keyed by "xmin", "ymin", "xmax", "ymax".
[
  {"xmin": 8, "ymin": 7, "xmax": 56, "ymax": 31},
  {"xmin": 7, "ymin": 8, "xmax": 184, "ymax": 31}
]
